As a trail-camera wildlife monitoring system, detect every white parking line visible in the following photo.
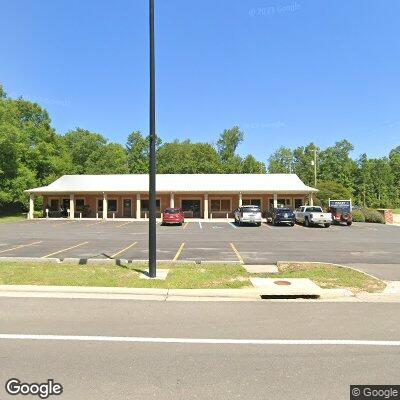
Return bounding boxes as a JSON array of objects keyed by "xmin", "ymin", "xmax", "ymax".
[
  {"xmin": 198, "ymin": 221, "xmax": 202, "ymax": 229},
  {"xmin": 229, "ymin": 222, "xmax": 238, "ymax": 229},
  {"xmin": 0, "ymin": 334, "xmax": 399, "ymax": 346}
]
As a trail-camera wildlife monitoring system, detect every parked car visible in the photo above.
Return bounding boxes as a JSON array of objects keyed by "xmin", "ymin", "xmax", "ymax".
[
  {"xmin": 329, "ymin": 205, "xmax": 352, "ymax": 226},
  {"xmin": 267, "ymin": 207, "xmax": 295, "ymax": 226},
  {"xmin": 162, "ymin": 208, "xmax": 184, "ymax": 225},
  {"xmin": 295, "ymin": 206, "xmax": 332, "ymax": 228},
  {"xmin": 234, "ymin": 205, "xmax": 262, "ymax": 226}
]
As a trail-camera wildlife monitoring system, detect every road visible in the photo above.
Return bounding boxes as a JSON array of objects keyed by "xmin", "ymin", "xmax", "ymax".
[
  {"xmin": 0, "ymin": 298, "xmax": 399, "ymax": 399},
  {"xmin": 1, "ymin": 220, "xmax": 400, "ymax": 279}
]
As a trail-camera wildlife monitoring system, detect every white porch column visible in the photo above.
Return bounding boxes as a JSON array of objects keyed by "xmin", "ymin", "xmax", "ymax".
[
  {"xmin": 69, "ymin": 194, "xmax": 75, "ymax": 219},
  {"xmin": 102, "ymin": 193, "xmax": 108, "ymax": 220},
  {"xmin": 309, "ymin": 193, "xmax": 314, "ymax": 206},
  {"xmin": 170, "ymin": 193, "xmax": 174, "ymax": 208},
  {"xmin": 273, "ymin": 193, "xmax": 278, "ymax": 208},
  {"xmin": 28, "ymin": 194, "xmax": 34, "ymax": 219},
  {"xmin": 204, "ymin": 194, "xmax": 209, "ymax": 220},
  {"xmin": 238, "ymin": 192, "xmax": 243, "ymax": 207},
  {"xmin": 136, "ymin": 194, "xmax": 141, "ymax": 219}
]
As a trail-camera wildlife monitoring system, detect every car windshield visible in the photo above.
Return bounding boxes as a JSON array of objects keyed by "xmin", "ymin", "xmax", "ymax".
[
  {"xmin": 277, "ymin": 208, "xmax": 292, "ymax": 213},
  {"xmin": 242, "ymin": 207, "xmax": 260, "ymax": 213},
  {"xmin": 164, "ymin": 208, "xmax": 180, "ymax": 214}
]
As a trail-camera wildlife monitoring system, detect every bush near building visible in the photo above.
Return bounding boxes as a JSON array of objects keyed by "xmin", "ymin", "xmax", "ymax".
[{"xmin": 353, "ymin": 208, "xmax": 385, "ymax": 224}]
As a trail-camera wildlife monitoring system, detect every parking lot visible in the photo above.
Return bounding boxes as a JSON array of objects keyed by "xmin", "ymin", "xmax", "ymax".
[{"xmin": 0, "ymin": 219, "xmax": 400, "ymax": 279}]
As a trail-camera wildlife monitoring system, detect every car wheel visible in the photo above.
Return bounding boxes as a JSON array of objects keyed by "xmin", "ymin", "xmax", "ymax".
[
  {"xmin": 324, "ymin": 223, "xmax": 331, "ymax": 228},
  {"xmin": 305, "ymin": 218, "xmax": 310, "ymax": 227},
  {"xmin": 290, "ymin": 222, "xmax": 295, "ymax": 227},
  {"xmin": 347, "ymin": 221, "xmax": 352, "ymax": 226},
  {"xmin": 256, "ymin": 222, "xmax": 261, "ymax": 227}
]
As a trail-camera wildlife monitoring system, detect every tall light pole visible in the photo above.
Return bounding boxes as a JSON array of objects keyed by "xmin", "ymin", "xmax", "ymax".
[{"xmin": 148, "ymin": 0, "xmax": 157, "ymax": 277}]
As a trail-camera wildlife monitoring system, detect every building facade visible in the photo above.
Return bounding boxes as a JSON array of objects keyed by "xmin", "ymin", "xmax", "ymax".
[{"xmin": 26, "ymin": 174, "xmax": 317, "ymax": 219}]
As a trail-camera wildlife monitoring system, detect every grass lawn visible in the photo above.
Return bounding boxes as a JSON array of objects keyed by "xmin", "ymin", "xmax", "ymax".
[
  {"xmin": 262, "ymin": 262, "xmax": 386, "ymax": 293},
  {"xmin": 0, "ymin": 214, "xmax": 26, "ymax": 223},
  {"xmin": 392, "ymin": 209, "xmax": 400, "ymax": 214},
  {"xmin": 0, "ymin": 261, "xmax": 385, "ymax": 292},
  {"xmin": 0, "ymin": 262, "xmax": 251, "ymax": 289}
]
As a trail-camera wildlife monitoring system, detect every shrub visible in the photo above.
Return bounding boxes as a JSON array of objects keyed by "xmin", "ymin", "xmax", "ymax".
[
  {"xmin": 352, "ymin": 210, "xmax": 365, "ymax": 222},
  {"xmin": 362, "ymin": 208, "xmax": 385, "ymax": 224}
]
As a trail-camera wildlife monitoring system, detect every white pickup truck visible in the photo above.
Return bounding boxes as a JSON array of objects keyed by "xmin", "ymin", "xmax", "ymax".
[{"xmin": 295, "ymin": 206, "xmax": 332, "ymax": 228}]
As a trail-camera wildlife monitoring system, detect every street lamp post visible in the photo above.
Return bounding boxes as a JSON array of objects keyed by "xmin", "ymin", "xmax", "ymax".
[{"xmin": 148, "ymin": 0, "xmax": 157, "ymax": 278}]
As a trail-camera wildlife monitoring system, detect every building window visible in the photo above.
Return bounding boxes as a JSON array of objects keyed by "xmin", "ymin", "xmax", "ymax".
[
  {"xmin": 211, "ymin": 199, "xmax": 231, "ymax": 212},
  {"xmin": 243, "ymin": 198, "xmax": 261, "ymax": 207},
  {"xmin": 141, "ymin": 199, "xmax": 160, "ymax": 211},
  {"xmin": 108, "ymin": 199, "xmax": 117, "ymax": 212},
  {"xmin": 269, "ymin": 198, "xmax": 292, "ymax": 210},
  {"xmin": 76, "ymin": 199, "xmax": 85, "ymax": 211},
  {"xmin": 97, "ymin": 199, "xmax": 117, "ymax": 212},
  {"xmin": 49, "ymin": 199, "xmax": 59, "ymax": 211}
]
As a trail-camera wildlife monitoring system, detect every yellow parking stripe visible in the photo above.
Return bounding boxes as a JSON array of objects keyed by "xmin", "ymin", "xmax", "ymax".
[
  {"xmin": 230, "ymin": 243, "xmax": 244, "ymax": 264},
  {"xmin": 182, "ymin": 222, "xmax": 189, "ymax": 230},
  {"xmin": 116, "ymin": 221, "xmax": 134, "ymax": 228},
  {"xmin": 41, "ymin": 242, "xmax": 89, "ymax": 258},
  {"xmin": 173, "ymin": 242, "xmax": 185, "ymax": 261},
  {"xmin": 111, "ymin": 242, "xmax": 138, "ymax": 258},
  {"xmin": 0, "ymin": 241, "xmax": 42, "ymax": 254},
  {"xmin": 85, "ymin": 221, "xmax": 104, "ymax": 227}
]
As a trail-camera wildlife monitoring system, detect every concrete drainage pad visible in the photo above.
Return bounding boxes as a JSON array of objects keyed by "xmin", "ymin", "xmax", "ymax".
[{"xmin": 250, "ymin": 278, "xmax": 322, "ymax": 298}]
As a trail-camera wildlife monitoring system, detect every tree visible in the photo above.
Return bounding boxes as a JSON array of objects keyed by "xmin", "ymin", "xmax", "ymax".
[
  {"xmin": 268, "ymin": 147, "xmax": 294, "ymax": 173},
  {"xmin": 62, "ymin": 128, "xmax": 107, "ymax": 174},
  {"xmin": 316, "ymin": 180, "xmax": 352, "ymax": 207},
  {"xmin": 242, "ymin": 154, "xmax": 266, "ymax": 173},
  {"xmin": 0, "ymin": 94, "xmax": 72, "ymax": 210},
  {"xmin": 217, "ymin": 126, "xmax": 244, "ymax": 163},
  {"xmin": 126, "ymin": 131, "xmax": 162, "ymax": 173},
  {"xmin": 318, "ymin": 140, "xmax": 357, "ymax": 191},
  {"xmin": 292, "ymin": 143, "xmax": 319, "ymax": 186},
  {"xmin": 157, "ymin": 140, "xmax": 222, "ymax": 173},
  {"xmin": 84, "ymin": 143, "xmax": 130, "ymax": 174}
]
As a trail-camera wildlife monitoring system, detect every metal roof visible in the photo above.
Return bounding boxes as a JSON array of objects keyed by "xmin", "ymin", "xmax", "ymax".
[{"xmin": 26, "ymin": 174, "xmax": 317, "ymax": 194}]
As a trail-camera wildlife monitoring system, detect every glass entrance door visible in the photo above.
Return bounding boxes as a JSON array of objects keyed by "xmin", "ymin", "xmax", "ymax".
[
  {"xmin": 123, "ymin": 199, "xmax": 132, "ymax": 218},
  {"xmin": 181, "ymin": 200, "xmax": 201, "ymax": 218}
]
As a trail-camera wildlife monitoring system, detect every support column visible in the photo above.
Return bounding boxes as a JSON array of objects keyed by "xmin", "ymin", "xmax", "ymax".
[
  {"xmin": 309, "ymin": 193, "xmax": 314, "ymax": 206},
  {"xmin": 170, "ymin": 193, "xmax": 174, "ymax": 208},
  {"xmin": 273, "ymin": 193, "xmax": 278, "ymax": 208},
  {"xmin": 102, "ymin": 193, "xmax": 108, "ymax": 220},
  {"xmin": 136, "ymin": 194, "xmax": 141, "ymax": 219},
  {"xmin": 69, "ymin": 194, "xmax": 75, "ymax": 220},
  {"xmin": 28, "ymin": 194, "xmax": 34, "ymax": 219},
  {"xmin": 204, "ymin": 194, "xmax": 209, "ymax": 220},
  {"xmin": 238, "ymin": 192, "xmax": 243, "ymax": 207}
]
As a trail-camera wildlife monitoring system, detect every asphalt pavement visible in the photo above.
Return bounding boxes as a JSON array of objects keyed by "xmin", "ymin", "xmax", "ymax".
[
  {"xmin": 0, "ymin": 298, "xmax": 399, "ymax": 399},
  {"xmin": 0, "ymin": 219, "xmax": 399, "ymax": 279}
]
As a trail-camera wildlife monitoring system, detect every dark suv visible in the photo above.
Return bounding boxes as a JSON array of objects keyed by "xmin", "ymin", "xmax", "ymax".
[
  {"xmin": 267, "ymin": 207, "xmax": 295, "ymax": 226},
  {"xmin": 329, "ymin": 205, "xmax": 352, "ymax": 226}
]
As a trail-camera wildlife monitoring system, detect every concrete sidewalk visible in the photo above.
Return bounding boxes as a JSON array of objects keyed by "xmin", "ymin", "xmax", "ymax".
[{"xmin": 0, "ymin": 284, "xmax": 399, "ymax": 302}]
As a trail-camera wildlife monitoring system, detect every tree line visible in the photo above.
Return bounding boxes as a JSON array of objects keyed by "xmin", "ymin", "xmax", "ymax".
[{"xmin": 0, "ymin": 85, "xmax": 399, "ymax": 212}]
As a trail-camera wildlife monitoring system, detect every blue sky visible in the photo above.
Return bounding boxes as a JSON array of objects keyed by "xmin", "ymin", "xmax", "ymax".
[{"xmin": 1, "ymin": 0, "xmax": 399, "ymax": 162}]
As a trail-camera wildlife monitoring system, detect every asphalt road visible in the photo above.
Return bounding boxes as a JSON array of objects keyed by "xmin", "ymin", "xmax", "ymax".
[
  {"xmin": 0, "ymin": 219, "xmax": 400, "ymax": 279},
  {"xmin": 0, "ymin": 298, "xmax": 399, "ymax": 400}
]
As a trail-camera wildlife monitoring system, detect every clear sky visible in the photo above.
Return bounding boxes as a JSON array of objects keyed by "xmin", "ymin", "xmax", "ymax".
[{"xmin": 1, "ymin": 0, "xmax": 399, "ymax": 162}]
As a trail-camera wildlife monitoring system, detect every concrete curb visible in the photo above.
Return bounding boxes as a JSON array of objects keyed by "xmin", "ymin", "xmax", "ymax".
[{"xmin": 0, "ymin": 284, "xmax": 397, "ymax": 302}]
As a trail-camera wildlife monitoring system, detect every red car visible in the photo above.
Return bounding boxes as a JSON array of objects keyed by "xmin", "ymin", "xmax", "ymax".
[{"xmin": 162, "ymin": 208, "xmax": 184, "ymax": 225}]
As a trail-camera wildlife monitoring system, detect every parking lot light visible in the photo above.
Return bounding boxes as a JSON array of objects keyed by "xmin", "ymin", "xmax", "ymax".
[{"xmin": 148, "ymin": 0, "xmax": 157, "ymax": 278}]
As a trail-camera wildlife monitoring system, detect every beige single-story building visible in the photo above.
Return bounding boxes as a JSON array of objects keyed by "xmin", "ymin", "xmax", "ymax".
[{"xmin": 25, "ymin": 174, "xmax": 317, "ymax": 220}]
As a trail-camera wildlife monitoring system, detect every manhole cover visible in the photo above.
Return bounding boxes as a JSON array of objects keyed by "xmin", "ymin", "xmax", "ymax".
[{"xmin": 274, "ymin": 280, "xmax": 291, "ymax": 286}]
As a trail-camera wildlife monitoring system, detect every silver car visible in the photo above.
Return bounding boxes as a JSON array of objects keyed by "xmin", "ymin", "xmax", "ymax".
[{"xmin": 234, "ymin": 205, "xmax": 262, "ymax": 226}]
